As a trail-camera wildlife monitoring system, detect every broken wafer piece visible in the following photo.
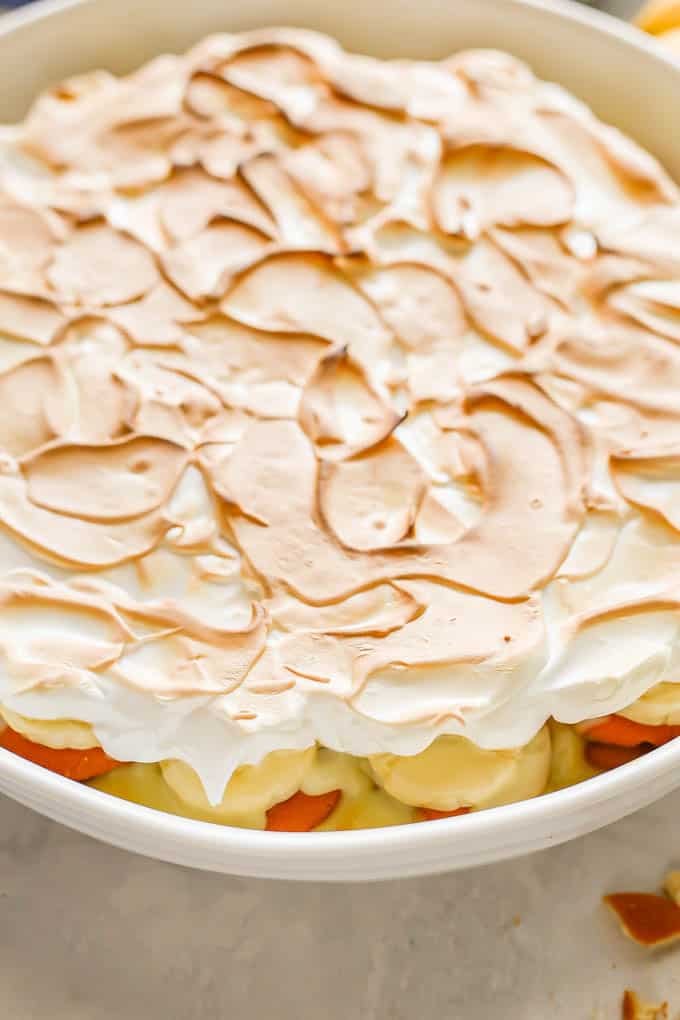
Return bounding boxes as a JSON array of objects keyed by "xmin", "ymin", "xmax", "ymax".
[
  {"xmin": 604, "ymin": 892, "xmax": 680, "ymax": 947},
  {"xmin": 621, "ymin": 989, "xmax": 668, "ymax": 1020}
]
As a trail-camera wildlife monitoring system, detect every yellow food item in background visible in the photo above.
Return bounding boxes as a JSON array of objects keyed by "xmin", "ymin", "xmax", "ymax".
[
  {"xmin": 636, "ymin": 0, "xmax": 680, "ymax": 51},
  {"xmin": 635, "ymin": 0, "xmax": 680, "ymax": 34}
]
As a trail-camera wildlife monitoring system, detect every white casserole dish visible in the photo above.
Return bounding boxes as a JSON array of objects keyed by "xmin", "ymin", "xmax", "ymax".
[{"xmin": 1, "ymin": 0, "xmax": 680, "ymax": 880}]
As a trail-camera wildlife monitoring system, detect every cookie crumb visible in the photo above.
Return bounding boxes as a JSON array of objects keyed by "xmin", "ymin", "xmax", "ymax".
[
  {"xmin": 664, "ymin": 871, "xmax": 680, "ymax": 907},
  {"xmin": 604, "ymin": 893, "xmax": 680, "ymax": 947},
  {"xmin": 622, "ymin": 989, "xmax": 668, "ymax": 1020}
]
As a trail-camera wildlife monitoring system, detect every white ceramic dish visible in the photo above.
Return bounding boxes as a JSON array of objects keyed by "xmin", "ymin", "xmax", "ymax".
[{"xmin": 1, "ymin": 0, "xmax": 680, "ymax": 881}]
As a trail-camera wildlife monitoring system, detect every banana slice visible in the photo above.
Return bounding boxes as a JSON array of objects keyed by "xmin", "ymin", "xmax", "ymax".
[
  {"xmin": 369, "ymin": 726, "xmax": 551, "ymax": 812},
  {"xmin": 94, "ymin": 756, "xmax": 418, "ymax": 831},
  {"xmin": 300, "ymin": 747, "xmax": 372, "ymax": 798},
  {"xmin": 0, "ymin": 704, "xmax": 98, "ymax": 750},
  {"xmin": 546, "ymin": 720, "xmax": 598, "ymax": 791},
  {"xmin": 160, "ymin": 746, "xmax": 317, "ymax": 822},
  {"xmin": 619, "ymin": 682, "xmax": 680, "ymax": 726}
]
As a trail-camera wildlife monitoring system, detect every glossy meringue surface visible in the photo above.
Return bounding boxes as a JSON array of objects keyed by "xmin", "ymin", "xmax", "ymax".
[{"xmin": 0, "ymin": 29, "xmax": 679, "ymax": 803}]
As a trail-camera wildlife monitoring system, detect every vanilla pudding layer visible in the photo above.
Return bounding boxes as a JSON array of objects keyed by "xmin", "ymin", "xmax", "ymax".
[
  {"xmin": 0, "ymin": 31, "xmax": 680, "ymax": 820},
  {"xmin": 0, "ymin": 705, "xmax": 589, "ymax": 829}
]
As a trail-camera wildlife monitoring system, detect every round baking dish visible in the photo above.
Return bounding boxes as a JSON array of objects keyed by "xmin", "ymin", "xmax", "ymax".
[{"xmin": 1, "ymin": 0, "xmax": 680, "ymax": 880}]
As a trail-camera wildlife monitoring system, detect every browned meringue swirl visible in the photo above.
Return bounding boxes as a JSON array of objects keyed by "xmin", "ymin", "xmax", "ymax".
[{"xmin": 0, "ymin": 29, "xmax": 679, "ymax": 794}]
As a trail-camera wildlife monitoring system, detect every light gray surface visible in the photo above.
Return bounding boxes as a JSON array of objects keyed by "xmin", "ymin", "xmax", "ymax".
[
  {"xmin": 599, "ymin": 0, "xmax": 640, "ymax": 17},
  {"xmin": 2, "ymin": 788, "xmax": 680, "ymax": 1018},
  {"xmin": 3, "ymin": 1, "xmax": 680, "ymax": 1016}
]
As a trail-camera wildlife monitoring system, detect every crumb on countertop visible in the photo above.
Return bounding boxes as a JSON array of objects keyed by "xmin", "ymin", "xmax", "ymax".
[{"xmin": 622, "ymin": 989, "xmax": 668, "ymax": 1020}]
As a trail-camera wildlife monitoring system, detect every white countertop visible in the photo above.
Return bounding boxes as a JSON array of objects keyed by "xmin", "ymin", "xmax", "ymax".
[
  {"xmin": 2, "ymin": 787, "xmax": 680, "ymax": 1018},
  {"xmin": 2, "ymin": 2, "xmax": 679, "ymax": 1017}
]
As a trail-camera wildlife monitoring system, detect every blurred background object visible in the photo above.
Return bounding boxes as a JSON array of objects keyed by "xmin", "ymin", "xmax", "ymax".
[
  {"xmin": 0, "ymin": 0, "xmax": 664, "ymax": 23},
  {"xmin": 635, "ymin": 0, "xmax": 680, "ymax": 51},
  {"xmin": 597, "ymin": 0, "xmax": 642, "ymax": 12},
  {"xmin": 0, "ymin": 0, "xmax": 658, "ymax": 14},
  {"xmin": 586, "ymin": 0, "xmax": 638, "ymax": 14},
  {"xmin": 0, "ymin": 2, "xmax": 675, "ymax": 65}
]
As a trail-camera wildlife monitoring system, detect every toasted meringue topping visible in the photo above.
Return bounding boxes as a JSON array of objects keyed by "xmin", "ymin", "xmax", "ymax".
[
  {"xmin": 0, "ymin": 31, "xmax": 679, "ymax": 802},
  {"xmin": 433, "ymin": 144, "xmax": 574, "ymax": 237},
  {"xmin": 46, "ymin": 223, "xmax": 160, "ymax": 306},
  {"xmin": 318, "ymin": 439, "xmax": 427, "ymax": 551}
]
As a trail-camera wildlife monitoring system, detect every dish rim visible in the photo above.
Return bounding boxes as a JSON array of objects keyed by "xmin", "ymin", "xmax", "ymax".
[
  {"xmin": 3, "ymin": 724, "xmax": 680, "ymax": 863},
  {"xmin": 1, "ymin": 0, "xmax": 680, "ymax": 877}
]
